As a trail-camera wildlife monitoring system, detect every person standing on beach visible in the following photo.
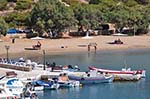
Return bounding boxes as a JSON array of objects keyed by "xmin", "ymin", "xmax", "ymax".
[
  {"xmin": 37, "ymin": 41, "xmax": 41, "ymax": 47},
  {"xmin": 12, "ymin": 38, "xmax": 15, "ymax": 43}
]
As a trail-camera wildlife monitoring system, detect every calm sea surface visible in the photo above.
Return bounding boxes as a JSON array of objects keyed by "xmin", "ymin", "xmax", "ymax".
[{"xmin": 26, "ymin": 49, "xmax": 150, "ymax": 99}]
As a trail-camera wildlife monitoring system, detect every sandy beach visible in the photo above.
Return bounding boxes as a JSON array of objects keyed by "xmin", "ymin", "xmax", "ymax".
[
  {"xmin": 0, "ymin": 35, "xmax": 150, "ymax": 58},
  {"xmin": 0, "ymin": 35, "xmax": 150, "ymax": 77}
]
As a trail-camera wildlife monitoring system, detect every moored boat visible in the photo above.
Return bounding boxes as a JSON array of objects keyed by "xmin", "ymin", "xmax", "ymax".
[
  {"xmin": 113, "ymin": 74, "xmax": 141, "ymax": 81},
  {"xmin": 47, "ymin": 63, "xmax": 80, "ymax": 72},
  {"xmin": 55, "ymin": 73, "xmax": 81, "ymax": 88},
  {"xmin": 4, "ymin": 78, "xmax": 25, "ymax": 98},
  {"xmin": 89, "ymin": 66, "xmax": 145, "ymax": 81},
  {"xmin": 0, "ymin": 78, "xmax": 38, "ymax": 99},
  {"xmin": 30, "ymin": 79, "xmax": 60, "ymax": 90},
  {"xmin": 68, "ymin": 70, "xmax": 114, "ymax": 84}
]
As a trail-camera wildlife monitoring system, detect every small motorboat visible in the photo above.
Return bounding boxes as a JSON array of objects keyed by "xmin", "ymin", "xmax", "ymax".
[
  {"xmin": 47, "ymin": 64, "xmax": 80, "ymax": 72},
  {"xmin": 55, "ymin": 73, "xmax": 81, "ymax": 88},
  {"xmin": 1, "ymin": 78, "xmax": 37, "ymax": 99},
  {"xmin": 68, "ymin": 70, "xmax": 114, "ymax": 84},
  {"xmin": 30, "ymin": 79, "xmax": 60, "ymax": 90}
]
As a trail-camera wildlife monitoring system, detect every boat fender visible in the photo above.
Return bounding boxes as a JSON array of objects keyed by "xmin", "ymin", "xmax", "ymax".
[
  {"xmin": 14, "ymin": 96, "xmax": 17, "ymax": 99},
  {"xmin": 6, "ymin": 97, "xmax": 10, "ymax": 99}
]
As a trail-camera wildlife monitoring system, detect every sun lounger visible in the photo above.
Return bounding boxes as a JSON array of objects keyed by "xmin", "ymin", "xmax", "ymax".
[
  {"xmin": 24, "ymin": 41, "xmax": 41, "ymax": 50},
  {"xmin": 24, "ymin": 46, "xmax": 41, "ymax": 50},
  {"xmin": 108, "ymin": 39, "xmax": 123, "ymax": 44},
  {"xmin": 24, "ymin": 48, "xmax": 39, "ymax": 50},
  {"xmin": 32, "ymin": 45, "xmax": 41, "ymax": 50}
]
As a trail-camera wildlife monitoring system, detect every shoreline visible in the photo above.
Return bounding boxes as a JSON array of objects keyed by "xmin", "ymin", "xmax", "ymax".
[{"xmin": 0, "ymin": 35, "xmax": 150, "ymax": 58}]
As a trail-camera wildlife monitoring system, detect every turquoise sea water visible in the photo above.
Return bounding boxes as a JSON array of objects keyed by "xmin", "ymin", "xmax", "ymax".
[{"xmin": 27, "ymin": 49, "xmax": 150, "ymax": 99}]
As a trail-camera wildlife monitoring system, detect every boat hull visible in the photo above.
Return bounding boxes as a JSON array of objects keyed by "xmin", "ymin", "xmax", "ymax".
[
  {"xmin": 89, "ymin": 66, "xmax": 146, "ymax": 78},
  {"xmin": 89, "ymin": 66, "xmax": 145, "ymax": 81},
  {"xmin": 31, "ymin": 80, "xmax": 60, "ymax": 90},
  {"xmin": 58, "ymin": 81, "xmax": 80, "ymax": 88},
  {"xmin": 68, "ymin": 75, "xmax": 113, "ymax": 84},
  {"xmin": 114, "ymin": 74, "xmax": 141, "ymax": 81}
]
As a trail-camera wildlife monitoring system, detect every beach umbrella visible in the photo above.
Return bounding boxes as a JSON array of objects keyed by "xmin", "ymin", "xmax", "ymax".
[
  {"xmin": 30, "ymin": 36, "xmax": 44, "ymax": 40},
  {"xmin": 82, "ymin": 30, "xmax": 93, "ymax": 39},
  {"xmin": 113, "ymin": 33, "xmax": 128, "ymax": 36}
]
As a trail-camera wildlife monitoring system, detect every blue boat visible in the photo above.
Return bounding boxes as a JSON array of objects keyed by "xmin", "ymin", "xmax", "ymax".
[
  {"xmin": 68, "ymin": 70, "xmax": 114, "ymax": 84},
  {"xmin": 31, "ymin": 80, "xmax": 60, "ymax": 90}
]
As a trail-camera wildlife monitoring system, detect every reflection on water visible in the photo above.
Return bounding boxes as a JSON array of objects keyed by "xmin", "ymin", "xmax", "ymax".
[
  {"xmin": 38, "ymin": 87, "xmax": 82, "ymax": 99},
  {"xmin": 38, "ymin": 78, "xmax": 150, "ymax": 99}
]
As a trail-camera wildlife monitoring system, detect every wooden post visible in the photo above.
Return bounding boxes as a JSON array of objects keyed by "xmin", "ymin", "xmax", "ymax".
[
  {"xmin": 88, "ymin": 45, "xmax": 90, "ymax": 51},
  {"xmin": 5, "ymin": 45, "xmax": 10, "ymax": 61},
  {"xmin": 43, "ymin": 50, "xmax": 46, "ymax": 70},
  {"xmin": 94, "ymin": 45, "xmax": 97, "ymax": 52}
]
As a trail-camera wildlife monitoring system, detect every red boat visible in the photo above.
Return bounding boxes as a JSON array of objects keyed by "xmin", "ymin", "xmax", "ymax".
[{"xmin": 89, "ymin": 66, "xmax": 146, "ymax": 78}]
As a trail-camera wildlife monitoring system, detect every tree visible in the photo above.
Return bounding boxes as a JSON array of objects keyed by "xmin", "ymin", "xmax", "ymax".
[
  {"xmin": 89, "ymin": 0, "xmax": 101, "ymax": 4},
  {"xmin": 97, "ymin": 1, "xmax": 149, "ymax": 35},
  {"xmin": 51, "ymin": 2, "xmax": 77, "ymax": 32},
  {"xmin": 125, "ymin": 0, "xmax": 138, "ymax": 7},
  {"xmin": 0, "ymin": 17, "xmax": 8, "ymax": 36},
  {"xmin": 35, "ymin": 18, "xmax": 45, "ymax": 35},
  {"xmin": 1, "ymin": 0, "xmax": 149, "ymax": 37},
  {"xmin": 15, "ymin": 0, "xmax": 32, "ymax": 10},
  {"xmin": 103, "ymin": 3, "xmax": 130, "ymax": 29},
  {"xmin": 5, "ymin": 12, "xmax": 29, "ymax": 28},
  {"xmin": 134, "ymin": 5, "xmax": 150, "ymax": 34},
  {"xmin": 62, "ymin": 0, "xmax": 80, "ymax": 5},
  {"xmin": 135, "ymin": 0, "xmax": 150, "ymax": 5},
  {"xmin": 27, "ymin": 0, "xmax": 77, "ymax": 37},
  {"xmin": 73, "ymin": 4, "xmax": 102, "ymax": 29},
  {"xmin": 0, "ymin": 0, "xmax": 8, "ymax": 10}
]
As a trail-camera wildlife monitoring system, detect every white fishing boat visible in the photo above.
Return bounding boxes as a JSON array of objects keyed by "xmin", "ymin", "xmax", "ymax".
[
  {"xmin": 4, "ymin": 78, "xmax": 24, "ymax": 98},
  {"xmin": 89, "ymin": 66, "xmax": 145, "ymax": 81},
  {"xmin": 68, "ymin": 70, "xmax": 114, "ymax": 84},
  {"xmin": 0, "ymin": 77, "xmax": 38, "ymax": 99},
  {"xmin": 113, "ymin": 74, "xmax": 141, "ymax": 81}
]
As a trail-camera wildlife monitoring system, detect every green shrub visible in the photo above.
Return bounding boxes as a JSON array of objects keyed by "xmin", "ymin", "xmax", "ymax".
[
  {"xmin": 15, "ymin": 0, "xmax": 32, "ymax": 10},
  {"xmin": 0, "ymin": 0, "xmax": 8, "ymax": 10}
]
